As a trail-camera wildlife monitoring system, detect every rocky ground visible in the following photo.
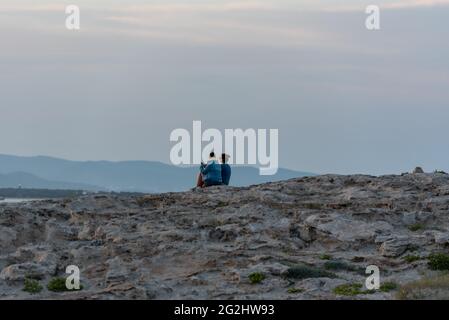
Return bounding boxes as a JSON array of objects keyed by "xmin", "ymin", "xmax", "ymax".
[{"xmin": 1, "ymin": 173, "xmax": 449, "ymax": 300}]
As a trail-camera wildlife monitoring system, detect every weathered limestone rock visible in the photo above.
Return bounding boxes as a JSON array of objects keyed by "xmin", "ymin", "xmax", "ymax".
[
  {"xmin": 0, "ymin": 262, "xmax": 54, "ymax": 282},
  {"xmin": 306, "ymin": 214, "xmax": 392, "ymax": 242},
  {"xmin": 379, "ymin": 237, "xmax": 410, "ymax": 257},
  {"xmin": 434, "ymin": 232, "xmax": 449, "ymax": 244},
  {"xmin": 378, "ymin": 235, "xmax": 428, "ymax": 257},
  {"xmin": 1, "ymin": 173, "xmax": 449, "ymax": 299},
  {"xmin": 0, "ymin": 227, "xmax": 17, "ymax": 253},
  {"xmin": 412, "ymin": 167, "xmax": 424, "ymax": 174},
  {"xmin": 402, "ymin": 212, "xmax": 416, "ymax": 226}
]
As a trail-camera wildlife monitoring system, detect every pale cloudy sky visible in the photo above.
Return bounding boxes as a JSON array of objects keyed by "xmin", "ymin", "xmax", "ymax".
[{"xmin": 1, "ymin": 0, "xmax": 448, "ymax": 174}]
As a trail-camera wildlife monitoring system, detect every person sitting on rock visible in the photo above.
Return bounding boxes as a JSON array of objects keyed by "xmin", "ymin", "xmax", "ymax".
[
  {"xmin": 221, "ymin": 153, "xmax": 231, "ymax": 186},
  {"xmin": 196, "ymin": 152, "xmax": 223, "ymax": 188}
]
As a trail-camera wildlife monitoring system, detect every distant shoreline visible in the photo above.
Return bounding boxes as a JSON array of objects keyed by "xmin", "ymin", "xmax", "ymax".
[
  {"xmin": 0, "ymin": 188, "xmax": 145, "ymax": 199},
  {"xmin": 0, "ymin": 188, "xmax": 85, "ymax": 199}
]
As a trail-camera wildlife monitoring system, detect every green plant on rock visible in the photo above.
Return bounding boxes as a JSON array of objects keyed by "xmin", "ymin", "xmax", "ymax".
[
  {"xmin": 380, "ymin": 282, "xmax": 398, "ymax": 292},
  {"xmin": 408, "ymin": 223, "xmax": 424, "ymax": 232},
  {"xmin": 248, "ymin": 272, "xmax": 265, "ymax": 284},
  {"xmin": 428, "ymin": 253, "xmax": 449, "ymax": 271},
  {"xmin": 403, "ymin": 255, "xmax": 421, "ymax": 263},
  {"xmin": 287, "ymin": 287, "xmax": 304, "ymax": 294},
  {"xmin": 333, "ymin": 283, "xmax": 377, "ymax": 296},
  {"xmin": 23, "ymin": 278, "xmax": 43, "ymax": 294},
  {"xmin": 285, "ymin": 265, "xmax": 336, "ymax": 280},
  {"xmin": 47, "ymin": 277, "xmax": 83, "ymax": 292},
  {"xmin": 333, "ymin": 283, "xmax": 364, "ymax": 296},
  {"xmin": 216, "ymin": 201, "xmax": 228, "ymax": 207},
  {"xmin": 303, "ymin": 203, "xmax": 323, "ymax": 210},
  {"xmin": 324, "ymin": 260, "xmax": 362, "ymax": 274},
  {"xmin": 319, "ymin": 254, "xmax": 332, "ymax": 260}
]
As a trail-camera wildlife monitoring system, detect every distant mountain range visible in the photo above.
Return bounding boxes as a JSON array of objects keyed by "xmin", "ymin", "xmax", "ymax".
[
  {"xmin": 0, "ymin": 154, "xmax": 315, "ymax": 193},
  {"xmin": 0, "ymin": 172, "xmax": 98, "ymax": 190}
]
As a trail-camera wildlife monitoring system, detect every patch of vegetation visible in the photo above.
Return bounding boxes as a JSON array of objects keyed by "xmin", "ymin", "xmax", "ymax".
[
  {"xmin": 428, "ymin": 253, "xmax": 449, "ymax": 271},
  {"xmin": 333, "ymin": 283, "xmax": 364, "ymax": 296},
  {"xmin": 136, "ymin": 197, "xmax": 147, "ymax": 206},
  {"xmin": 319, "ymin": 254, "xmax": 332, "ymax": 260},
  {"xmin": 380, "ymin": 282, "xmax": 398, "ymax": 292},
  {"xmin": 285, "ymin": 265, "xmax": 336, "ymax": 280},
  {"xmin": 351, "ymin": 256, "xmax": 365, "ymax": 263},
  {"xmin": 397, "ymin": 274, "xmax": 449, "ymax": 300},
  {"xmin": 408, "ymin": 223, "xmax": 425, "ymax": 232},
  {"xmin": 333, "ymin": 283, "xmax": 376, "ymax": 296},
  {"xmin": 248, "ymin": 272, "xmax": 265, "ymax": 284},
  {"xmin": 23, "ymin": 278, "xmax": 43, "ymax": 294},
  {"xmin": 47, "ymin": 277, "xmax": 83, "ymax": 292},
  {"xmin": 216, "ymin": 201, "xmax": 228, "ymax": 207},
  {"xmin": 403, "ymin": 255, "xmax": 421, "ymax": 263},
  {"xmin": 303, "ymin": 203, "xmax": 323, "ymax": 210},
  {"xmin": 324, "ymin": 260, "xmax": 362, "ymax": 273},
  {"xmin": 287, "ymin": 287, "xmax": 304, "ymax": 294}
]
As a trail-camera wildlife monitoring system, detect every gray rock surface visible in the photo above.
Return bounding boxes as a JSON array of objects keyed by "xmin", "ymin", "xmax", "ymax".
[{"xmin": 1, "ymin": 173, "xmax": 449, "ymax": 299}]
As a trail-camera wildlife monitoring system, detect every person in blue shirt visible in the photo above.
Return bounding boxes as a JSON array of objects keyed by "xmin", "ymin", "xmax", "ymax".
[
  {"xmin": 221, "ymin": 153, "xmax": 231, "ymax": 186},
  {"xmin": 196, "ymin": 152, "xmax": 222, "ymax": 188}
]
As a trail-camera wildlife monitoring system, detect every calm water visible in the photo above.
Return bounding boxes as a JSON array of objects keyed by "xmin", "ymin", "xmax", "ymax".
[{"xmin": 0, "ymin": 198, "xmax": 44, "ymax": 204}]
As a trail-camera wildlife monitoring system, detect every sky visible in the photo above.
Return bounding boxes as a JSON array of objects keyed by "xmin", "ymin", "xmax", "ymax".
[{"xmin": 0, "ymin": 0, "xmax": 448, "ymax": 175}]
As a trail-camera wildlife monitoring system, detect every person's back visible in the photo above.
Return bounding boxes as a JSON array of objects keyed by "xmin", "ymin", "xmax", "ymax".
[
  {"xmin": 201, "ymin": 158, "xmax": 222, "ymax": 187},
  {"xmin": 221, "ymin": 153, "xmax": 231, "ymax": 186}
]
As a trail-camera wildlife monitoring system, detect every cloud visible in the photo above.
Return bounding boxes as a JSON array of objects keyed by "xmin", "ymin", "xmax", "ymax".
[
  {"xmin": 319, "ymin": 0, "xmax": 449, "ymax": 12},
  {"xmin": 0, "ymin": 3, "xmax": 63, "ymax": 13}
]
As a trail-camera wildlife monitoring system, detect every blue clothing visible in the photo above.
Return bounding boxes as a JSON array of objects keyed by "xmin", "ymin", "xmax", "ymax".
[
  {"xmin": 200, "ymin": 160, "xmax": 222, "ymax": 186},
  {"xmin": 221, "ymin": 164, "xmax": 231, "ymax": 185}
]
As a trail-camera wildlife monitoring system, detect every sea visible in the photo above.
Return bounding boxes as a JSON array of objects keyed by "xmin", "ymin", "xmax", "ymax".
[{"xmin": 0, "ymin": 198, "xmax": 43, "ymax": 204}]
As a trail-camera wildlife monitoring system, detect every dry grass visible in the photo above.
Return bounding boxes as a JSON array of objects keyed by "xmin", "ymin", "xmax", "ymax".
[{"xmin": 397, "ymin": 274, "xmax": 449, "ymax": 300}]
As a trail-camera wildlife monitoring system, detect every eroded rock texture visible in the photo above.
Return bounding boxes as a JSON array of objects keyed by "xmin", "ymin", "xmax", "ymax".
[{"xmin": 1, "ymin": 173, "xmax": 449, "ymax": 299}]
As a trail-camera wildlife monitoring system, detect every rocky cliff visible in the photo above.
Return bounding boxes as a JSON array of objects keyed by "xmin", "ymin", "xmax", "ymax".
[{"xmin": 1, "ymin": 173, "xmax": 449, "ymax": 300}]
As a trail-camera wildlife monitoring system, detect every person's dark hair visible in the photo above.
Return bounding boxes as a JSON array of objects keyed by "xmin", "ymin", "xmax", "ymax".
[
  {"xmin": 221, "ymin": 153, "xmax": 227, "ymax": 163},
  {"xmin": 209, "ymin": 151, "xmax": 215, "ymax": 158}
]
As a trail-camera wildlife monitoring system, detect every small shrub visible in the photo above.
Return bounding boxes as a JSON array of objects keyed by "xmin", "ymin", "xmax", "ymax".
[
  {"xmin": 403, "ymin": 255, "xmax": 421, "ymax": 263},
  {"xmin": 287, "ymin": 287, "xmax": 304, "ymax": 294},
  {"xmin": 319, "ymin": 254, "xmax": 332, "ymax": 260},
  {"xmin": 285, "ymin": 265, "xmax": 336, "ymax": 280},
  {"xmin": 47, "ymin": 277, "xmax": 82, "ymax": 292},
  {"xmin": 248, "ymin": 272, "xmax": 265, "ymax": 284},
  {"xmin": 303, "ymin": 203, "xmax": 323, "ymax": 210},
  {"xmin": 408, "ymin": 223, "xmax": 424, "ymax": 232},
  {"xmin": 428, "ymin": 253, "xmax": 449, "ymax": 270},
  {"xmin": 333, "ymin": 283, "xmax": 363, "ymax": 296},
  {"xmin": 333, "ymin": 283, "xmax": 377, "ymax": 296},
  {"xmin": 216, "ymin": 201, "xmax": 228, "ymax": 207},
  {"xmin": 351, "ymin": 256, "xmax": 365, "ymax": 263},
  {"xmin": 324, "ymin": 260, "xmax": 359, "ymax": 272},
  {"xmin": 23, "ymin": 278, "xmax": 43, "ymax": 294},
  {"xmin": 380, "ymin": 282, "xmax": 398, "ymax": 292}
]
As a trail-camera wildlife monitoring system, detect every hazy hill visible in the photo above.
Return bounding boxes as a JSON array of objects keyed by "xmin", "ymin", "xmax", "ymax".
[
  {"xmin": 0, "ymin": 154, "xmax": 314, "ymax": 192},
  {"xmin": 0, "ymin": 172, "xmax": 99, "ymax": 190}
]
